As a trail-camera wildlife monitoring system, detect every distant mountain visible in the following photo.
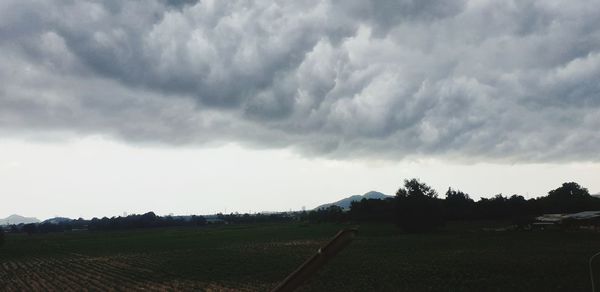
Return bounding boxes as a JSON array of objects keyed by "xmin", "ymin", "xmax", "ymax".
[
  {"xmin": 593, "ymin": 193, "xmax": 600, "ymax": 198},
  {"xmin": 0, "ymin": 214, "xmax": 40, "ymax": 225},
  {"xmin": 315, "ymin": 191, "xmax": 393, "ymax": 210},
  {"xmin": 42, "ymin": 217, "xmax": 72, "ymax": 225}
]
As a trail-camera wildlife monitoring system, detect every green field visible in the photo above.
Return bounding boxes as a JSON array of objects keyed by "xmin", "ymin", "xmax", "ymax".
[{"xmin": 1, "ymin": 223, "xmax": 600, "ymax": 291}]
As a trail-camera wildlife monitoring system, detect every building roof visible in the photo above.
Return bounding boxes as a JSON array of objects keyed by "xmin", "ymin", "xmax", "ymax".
[
  {"xmin": 536, "ymin": 211, "xmax": 600, "ymax": 222},
  {"xmin": 568, "ymin": 211, "xmax": 600, "ymax": 220},
  {"xmin": 536, "ymin": 214, "xmax": 567, "ymax": 222}
]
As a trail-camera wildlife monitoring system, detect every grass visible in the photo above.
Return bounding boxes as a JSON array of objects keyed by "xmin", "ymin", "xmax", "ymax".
[{"xmin": 1, "ymin": 223, "xmax": 600, "ymax": 291}]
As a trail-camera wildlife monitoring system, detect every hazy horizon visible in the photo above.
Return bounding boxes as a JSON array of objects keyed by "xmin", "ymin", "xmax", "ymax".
[
  {"xmin": 2, "ymin": 136, "xmax": 599, "ymax": 221},
  {"xmin": 1, "ymin": 0, "xmax": 599, "ymax": 220}
]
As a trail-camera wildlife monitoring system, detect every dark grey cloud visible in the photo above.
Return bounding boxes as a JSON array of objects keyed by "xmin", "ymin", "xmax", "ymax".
[{"xmin": 1, "ymin": 0, "xmax": 599, "ymax": 162}]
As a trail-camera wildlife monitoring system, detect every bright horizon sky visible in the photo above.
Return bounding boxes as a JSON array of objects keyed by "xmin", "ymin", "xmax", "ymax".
[
  {"xmin": 1, "ymin": 136, "xmax": 598, "ymax": 220},
  {"xmin": 1, "ymin": 1, "xmax": 600, "ymax": 220}
]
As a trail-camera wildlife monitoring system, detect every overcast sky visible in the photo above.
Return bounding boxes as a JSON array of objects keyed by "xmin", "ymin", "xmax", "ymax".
[{"xmin": 1, "ymin": 0, "xmax": 599, "ymax": 219}]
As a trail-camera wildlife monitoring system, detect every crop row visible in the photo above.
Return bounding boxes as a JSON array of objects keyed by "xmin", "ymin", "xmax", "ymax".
[{"xmin": 0, "ymin": 253, "xmax": 205, "ymax": 291}]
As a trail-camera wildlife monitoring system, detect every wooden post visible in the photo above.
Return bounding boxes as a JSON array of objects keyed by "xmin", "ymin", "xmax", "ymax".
[{"xmin": 271, "ymin": 228, "xmax": 358, "ymax": 292}]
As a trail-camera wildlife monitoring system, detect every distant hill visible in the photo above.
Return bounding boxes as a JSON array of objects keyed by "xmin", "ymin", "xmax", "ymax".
[
  {"xmin": 593, "ymin": 193, "xmax": 600, "ymax": 199},
  {"xmin": 0, "ymin": 214, "xmax": 40, "ymax": 225},
  {"xmin": 42, "ymin": 217, "xmax": 72, "ymax": 225},
  {"xmin": 315, "ymin": 191, "xmax": 393, "ymax": 210}
]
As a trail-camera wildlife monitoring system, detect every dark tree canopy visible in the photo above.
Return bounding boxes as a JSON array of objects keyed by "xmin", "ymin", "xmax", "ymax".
[
  {"xmin": 445, "ymin": 188, "xmax": 472, "ymax": 202},
  {"xmin": 536, "ymin": 182, "xmax": 596, "ymax": 213},
  {"xmin": 443, "ymin": 188, "xmax": 475, "ymax": 221},
  {"xmin": 306, "ymin": 205, "xmax": 345, "ymax": 223},
  {"xmin": 396, "ymin": 179, "xmax": 444, "ymax": 233},
  {"xmin": 348, "ymin": 198, "xmax": 395, "ymax": 222},
  {"xmin": 396, "ymin": 178, "xmax": 438, "ymax": 198},
  {"xmin": 548, "ymin": 182, "xmax": 590, "ymax": 199},
  {"xmin": 346, "ymin": 180, "xmax": 600, "ymax": 230}
]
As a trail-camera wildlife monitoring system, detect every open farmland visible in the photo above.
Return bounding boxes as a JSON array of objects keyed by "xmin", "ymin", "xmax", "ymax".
[{"xmin": 1, "ymin": 223, "xmax": 600, "ymax": 291}]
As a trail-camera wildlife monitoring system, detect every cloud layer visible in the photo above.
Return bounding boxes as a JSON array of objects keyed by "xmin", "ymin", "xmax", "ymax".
[{"xmin": 1, "ymin": 0, "xmax": 599, "ymax": 161}]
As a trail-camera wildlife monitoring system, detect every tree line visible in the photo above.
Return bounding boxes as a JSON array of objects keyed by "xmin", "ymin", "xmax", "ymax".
[
  {"xmin": 1, "ymin": 180, "xmax": 596, "ymax": 238},
  {"xmin": 306, "ymin": 180, "xmax": 599, "ymax": 232},
  {"xmin": 4, "ymin": 212, "xmax": 207, "ymax": 235},
  {"xmin": 0, "ymin": 211, "xmax": 298, "ymax": 236}
]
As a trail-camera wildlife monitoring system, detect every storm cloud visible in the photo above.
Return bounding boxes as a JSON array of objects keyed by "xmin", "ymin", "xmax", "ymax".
[{"xmin": 1, "ymin": 0, "xmax": 599, "ymax": 161}]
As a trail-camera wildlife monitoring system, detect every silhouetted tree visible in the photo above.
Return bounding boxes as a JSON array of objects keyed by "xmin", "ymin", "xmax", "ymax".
[
  {"xmin": 0, "ymin": 228, "xmax": 4, "ymax": 246},
  {"xmin": 308, "ymin": 206, "xmax": 345, "ymax": 223},
  {"xmin": 190, "ymin": 215, "xmax": 207, "ymax": 226},
  {"xmin": 349, "ymin": 198, "xmax": 395, "ymax": 222},
  {"xmin": 22, "ymin": 223, "xmax": 37, "ymax": 235},
  {"xmin": 396, "ymin": 179, "xmax": 444, "ymax": 232},
  {"xmin": 536, "ymin": 182, "xmax": 599, "ymax": 214},
  {"xmin": 443, "ymin": 188, "xmax": 475, "ymax": 220},
  {"xmin": 38, "ymin": 222, "xmax": 64, "ymax": 233},
  {"xmin": 88, "ymin": 212, "xmax": 208, "ymax": 231},
  {"xmin": 548, "ymin": 182, "xmax": 590, "ymax": 198},
  {"xmin": 397, "ymin": 178, "xmax": 438, "ymax": 198},
  {"xmin": 475, "ymin": 194, "xmax": 509, "ymax": 219}
]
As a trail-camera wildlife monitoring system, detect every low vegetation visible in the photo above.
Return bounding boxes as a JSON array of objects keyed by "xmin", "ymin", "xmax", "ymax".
[{"xmin": 0, "ymin": 223, "xmax": 599, "ymax": 291}]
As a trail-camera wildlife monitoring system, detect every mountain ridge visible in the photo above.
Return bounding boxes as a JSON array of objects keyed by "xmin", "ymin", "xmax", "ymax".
[
  {"xmin": 42, "ymin": 217, "xmax": 72, "ymax": 225},
  {"xmin": 315, "ymin": 191, "xmax": 393, "ymax": 210},
  {"xmin": 0, "ymin": 214, "xmax": 40, "ymax": 225}
]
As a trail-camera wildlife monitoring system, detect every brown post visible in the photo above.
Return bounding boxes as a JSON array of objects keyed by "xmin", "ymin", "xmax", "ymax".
[{"xmin": 271, "ymin": 228, "xmax": 358, "ymax": 292}]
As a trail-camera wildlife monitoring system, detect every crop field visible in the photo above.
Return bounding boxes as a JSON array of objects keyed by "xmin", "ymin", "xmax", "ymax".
[{"xmin": 1, "ymin": 223, "xmax": 600, "ymax": 291}]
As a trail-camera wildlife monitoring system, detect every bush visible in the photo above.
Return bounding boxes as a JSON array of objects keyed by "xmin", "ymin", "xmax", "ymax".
[
  {"xmin": 396, "ymin": 178, "xmax": 445, "ymax": 233},
  {"xmin": 397, "ymin": 195, "xmax": 444, "ymax": 232}
]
